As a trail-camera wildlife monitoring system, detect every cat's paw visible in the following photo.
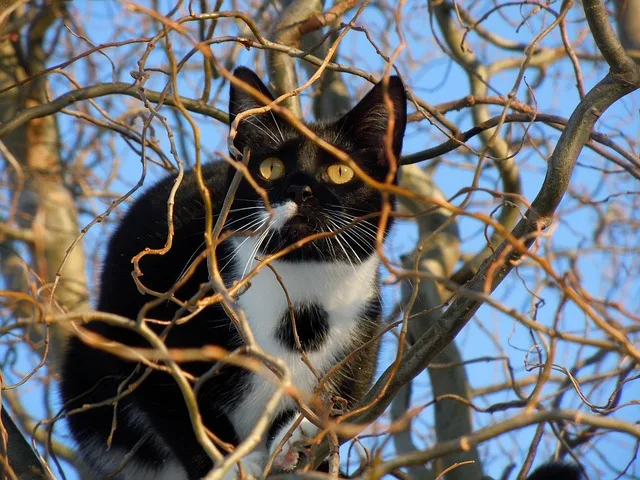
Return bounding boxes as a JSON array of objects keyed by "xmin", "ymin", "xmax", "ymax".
[{"xmin": 270, "ymin": 418, "xmax": 319, "ymax": 472}]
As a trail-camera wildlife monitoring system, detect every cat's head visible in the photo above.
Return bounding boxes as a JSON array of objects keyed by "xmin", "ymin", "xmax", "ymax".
[{"xmin": 226, "ymin": 66, "xmax": 407, "ymax": 263}]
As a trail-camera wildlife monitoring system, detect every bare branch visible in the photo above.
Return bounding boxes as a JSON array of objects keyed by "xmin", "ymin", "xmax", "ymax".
[
  {"xmin": 2, "ymin": 2, "xmax": 639, "ymax": 479},
  {"xmin": 0, "ymin": 81, "xmax": 228, "ymax": 140},
  {"xmin": 432, "ymin": 2, "xmax": 523, "ymax": 284},
  {"xmin": 0, "ymin": 404, "xmax": 48, "ymax": 480},
  {"xmin": 613, "ymin": 0, "xmax": 640, "ymax": 57},
  {"xmin": 391, "ymin": 165, "xmax": 482, "ymax": 480},
  {"xmin": 268, "ymin": 0, "xmax": 323, "ymax": 117},
  {"xmin": 374, "ymin": 409, "xmax": 640, "ymax": 476},
  {"xmin": 589, "ymin": 0, "xmax": 640, "ymax": 71}
]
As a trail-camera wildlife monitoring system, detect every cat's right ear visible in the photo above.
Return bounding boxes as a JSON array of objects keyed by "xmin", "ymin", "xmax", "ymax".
[
  {"xmin": 229, "ymin": 67, "xmax": 276, "ymax": 124},
  {"xmin": 336, "ymin": 76, "xmax": 407, "ymax": 163}
]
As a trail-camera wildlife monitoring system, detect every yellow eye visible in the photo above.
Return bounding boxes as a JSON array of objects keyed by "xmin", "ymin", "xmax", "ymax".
[
  {"xmin": 259, "ymin": 157, "xmax": 285, "ymax": 180},
  {"xmin": 327, "ymin": 163, "xmax": 355, "ymax": 184}
]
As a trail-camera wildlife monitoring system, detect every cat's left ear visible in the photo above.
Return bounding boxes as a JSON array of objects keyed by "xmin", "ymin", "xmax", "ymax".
[
  {"xmin": 228, "ymin": 67, "xmax": 286, "ymax": 155},
  {"xmin": 229, "ymin": 67, "xmax": 276, "ymax": 124},
  {"xmin": 337, "ymin": 76, "xmax": 407, "ymax": 161}
]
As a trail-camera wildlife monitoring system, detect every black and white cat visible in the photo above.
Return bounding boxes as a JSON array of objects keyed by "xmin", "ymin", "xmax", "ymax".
[
  {"xmin": 60, "ymin": 67, "xmax": 407, "ymax": 479},
  {"xmin": 60, "ymin": 67, "xmax": 581, "ymax": 480}
]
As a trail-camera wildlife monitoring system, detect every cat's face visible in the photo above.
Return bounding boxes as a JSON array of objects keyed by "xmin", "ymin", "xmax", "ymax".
[{"xmin": 226, "ymin": 67, "xmax": 407, "ymax": 263}]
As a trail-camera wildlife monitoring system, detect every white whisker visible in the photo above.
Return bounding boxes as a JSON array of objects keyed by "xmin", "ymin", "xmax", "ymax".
[
  {"xmin": 247, "ymin": 116, "xmax": 281, "ymax": 146},
  {"xmin": 223, "ymin": 212, "xmax": 263, "ymax": 229},
  {"xmin": 334, "ymin": 224, "xmax": 363, "ymax": 264},
  {"xmin": 326, "ymin": 218, "xmax": 356, "ymax": 272},
  {"xmin": 177, "ymin": 240, "xmax": 206, "ymax": 282},
  {"xmin": 241, "ymin": 220, "xmax": 274, "ymax": 279},
  {"xmin": 270, "ymin": 110, "xmax": 285, "ymax": 143}
]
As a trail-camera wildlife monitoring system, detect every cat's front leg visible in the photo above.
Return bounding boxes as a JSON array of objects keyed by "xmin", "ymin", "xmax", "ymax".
[
  {"xmin": 269, "ymin": 416, "xmax": 320, "ymax": 472},
  {"xmin": 206, "ymin": 449, "xmax": 266, "ymax": 480}
]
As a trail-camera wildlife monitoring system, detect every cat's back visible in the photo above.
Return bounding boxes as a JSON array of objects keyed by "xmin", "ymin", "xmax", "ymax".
[
  {"xmin": 87, "ymin": 161, "xmax": 228, "ymax": 318},
  {"xmin": 60, "ymin": 159, "xmax": 234, "ymax": 401}
]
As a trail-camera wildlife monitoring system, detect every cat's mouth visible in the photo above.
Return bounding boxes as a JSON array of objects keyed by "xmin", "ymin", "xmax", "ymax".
[
  {"xmin": 280, "ymin": 212, "xmax": 318, "ymax": 239},
  {"xmin": 258, "ymin": 201, "xmax": 377, "ymax": 262},
  {"xmin": 267, "ymin": 201, "xmax": 317, "ymax": 238},
  {"xmin": 254, "ymin": 201, "xmax": 326, "ymax": 257},
  {"xmin": 285, "ymin": 213, "xmax": 311, "ymax": 228}
]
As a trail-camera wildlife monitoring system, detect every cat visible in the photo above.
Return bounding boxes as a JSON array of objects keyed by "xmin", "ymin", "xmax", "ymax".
[
  {"xmin": 59, "ymin": 67, "xmax": 581, "ymax": 480},
  {"xmin": 60, "ymin": 66, "xmax": 407, "ymax": 479}
]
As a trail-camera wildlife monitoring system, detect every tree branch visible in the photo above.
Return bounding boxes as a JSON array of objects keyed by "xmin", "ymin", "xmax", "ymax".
[
  {"xmin": 390, "ymin": 165, "xmax": 483, "ymax": 479},
  {"xmin": 268, "ymin": 0, "xmax": 323, "ymax": 117},
  {"xmin": 613, "ymin": 0, "xmax": 640, "ymax": 58},
  {"xmin": 0, "ymin": 404, "xmax": 48, "ymax": 480},
  {"xmin": 355, "ymin": 66, "xmax": 639, "ymax": 437},
  {"xmin": 432, "ymin": 1, "xmax": 523, "ymax": 284},
  {"xmin": 0, "ymin": 81, "xmax": 228, "ymax": 139},
  {"xmin": 297, "ymin": 0, "xmax": 360, "ymax": 37},
  {"xmin": 374, "ymin": 408, "xmax": 640, "ymax": 476},
  {"xmin": 587, "ymin": 0, "xmax": 639, "ymax": 73},
  {"xmin": 298, "ymin": 12, "xmax": 352, "ymax": 118},
  {"xmin": 400, "ymin": 112, "xmax": 640, "ymax": 179}
]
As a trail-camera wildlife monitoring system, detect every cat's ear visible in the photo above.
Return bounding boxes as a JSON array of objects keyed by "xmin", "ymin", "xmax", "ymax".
[
  {"xmin": 229, "ymin": 67, "xmax": 285, "ymax": 153},
  {"xmin": 337, "ymin": 76, "xmax": 407, "ymax": 161},
  {"xmin": 229, "ymin": 67, "xmax": 276, "ymax": 123}
]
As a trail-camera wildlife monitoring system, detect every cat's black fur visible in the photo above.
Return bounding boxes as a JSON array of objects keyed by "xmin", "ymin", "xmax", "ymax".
[
  {"xmin": 527, "ymin": 463, "xmax": 582, "ymax": 480},
  {"xmin": 60, "ymin": 67, "xmax": 407, "ymax": 479}
]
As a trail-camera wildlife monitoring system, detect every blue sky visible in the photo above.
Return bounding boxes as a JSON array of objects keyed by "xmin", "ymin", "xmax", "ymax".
[{"xmin": 3, "ymin": 0, "xmax": 639, "ymax": 478}]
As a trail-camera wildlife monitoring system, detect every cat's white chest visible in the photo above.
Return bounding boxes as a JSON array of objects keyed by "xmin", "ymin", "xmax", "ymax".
[{"xmin": 227, "ymin": 237, "xmax": 379, "ymax": 440}]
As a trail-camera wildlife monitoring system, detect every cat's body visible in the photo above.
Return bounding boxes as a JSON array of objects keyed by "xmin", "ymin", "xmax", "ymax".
[{"xmin": 61, "ymin": 68, "xmax": 407, "ymax": 479}]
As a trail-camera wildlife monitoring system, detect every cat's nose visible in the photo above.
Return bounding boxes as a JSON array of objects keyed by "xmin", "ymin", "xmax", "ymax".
[{"xmin": 287, "ymin": 184, "xmax": 313, "ymax": 204}]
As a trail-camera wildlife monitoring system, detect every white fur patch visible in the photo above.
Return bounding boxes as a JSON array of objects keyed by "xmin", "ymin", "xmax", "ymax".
[
  {"xmin": 227, "ymin": 201, "xmax": 379, "ymax": 441},
  {"xmin": 268, "ymin": 201, "xmax": 298, "ymax": 230}
]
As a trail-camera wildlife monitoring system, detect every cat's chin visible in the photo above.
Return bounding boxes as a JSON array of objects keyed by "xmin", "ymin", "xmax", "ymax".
[
  {"xmin": 262, "ymin": 223, "xmax": 324, "ymax": 260},
  {"xmin": 265, "ymin": 241, "xmax": 339, "ymax": 262},
  {"xmin": 283, "ymin": 214, "xmax": 310, "ymax": 230},
  {"xmin": 275, "ymin": 211, "xmax": 318, "ymax": 239}
]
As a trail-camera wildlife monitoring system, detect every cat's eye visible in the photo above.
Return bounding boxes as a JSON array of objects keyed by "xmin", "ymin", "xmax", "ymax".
[
  {"xmin": 327, "ymin": 164, "xmax": 355, "ymax": 184},
  {"xmin": 259, "ymin": 157, "xmax": 285, "ymax": 180}
]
